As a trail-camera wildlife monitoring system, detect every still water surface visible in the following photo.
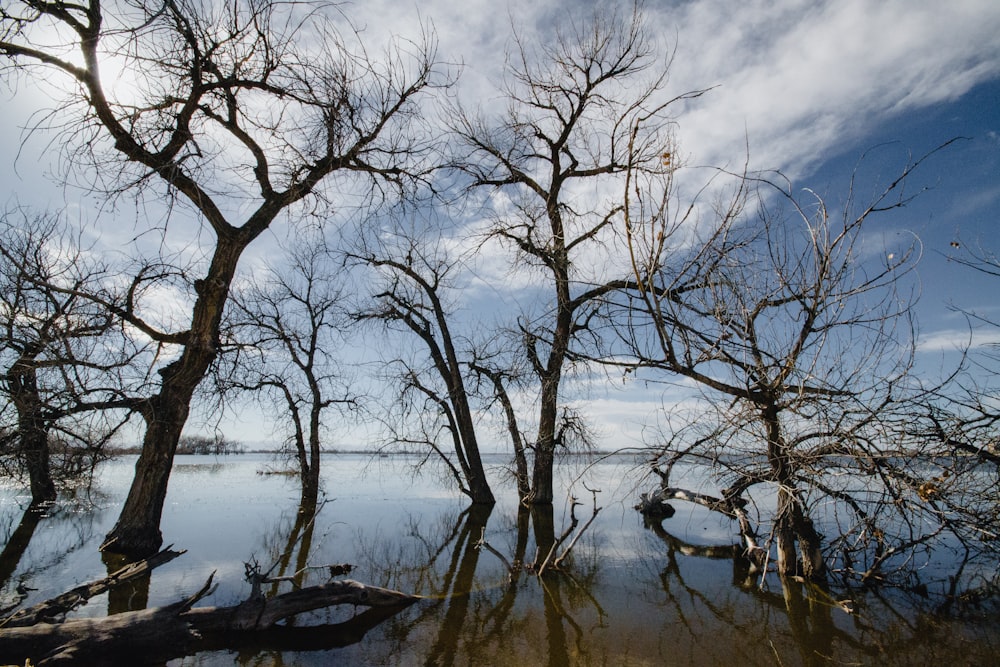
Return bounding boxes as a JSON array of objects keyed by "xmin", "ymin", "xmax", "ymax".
[{"xmin": 1, "ymin": 453, "xmax": 997, "ymax": 665}]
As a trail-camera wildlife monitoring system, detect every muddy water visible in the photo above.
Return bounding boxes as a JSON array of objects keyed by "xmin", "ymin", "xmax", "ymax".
[{"xmin": 1, "ymin": 453, "xmax": 997, "ymax": 665}]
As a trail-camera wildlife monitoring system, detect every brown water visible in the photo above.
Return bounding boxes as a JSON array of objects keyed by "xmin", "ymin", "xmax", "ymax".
[{"xmin": 1, "ymin": 453, "xmax": 997, "ymax": 665}]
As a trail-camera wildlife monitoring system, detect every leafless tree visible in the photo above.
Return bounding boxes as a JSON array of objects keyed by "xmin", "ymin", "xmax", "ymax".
[
  {"xmin": 1, "ymin": 0, "xmax": 445, "ymax": 555},
  {"xmin": 619, "ymin": 141, "xmax": 987, "ymax": 582},
  {"xmin": 0, "ymin": 211, "xmax": 144, "ymax": 504},
  {"xmin": 227, "ymin": 237, "xmax": 355, "ymax": 506},
  {"xmin": 937, "ymin": 238, "xmax": 1000, "ymax": 464},
  {"xmin": 895, "ymin": 237, "xmax": 1000, "ymax": 579},
  {"xmin": 467, "ymin": 345, "xmax": 533, "ymax": 499},
  {"xmin": 350, "ymin": 220, "xmax": 495, "ymax": 505},
  {"xmin": 449, "ymin": 4, "xmax": 707, "ymax": 504}
]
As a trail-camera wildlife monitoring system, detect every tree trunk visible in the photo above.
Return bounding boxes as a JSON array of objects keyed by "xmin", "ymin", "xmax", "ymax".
[
  {"xmin": 793, "ymin": 505, "xmax": 825, "ymax": 580},
  {"xmin": 764, "ymin": 404, "xmax": 822, "ymax": 577},
  {"xmin": 529, "ymin": 265, "xmax": 571, "ymax": 506},
  {"xmin": 456, "ymin": 410, "xmax": 493, "ymax": 505},
  {"xmin": 3, "ymin": 547, "xmax": 184, "ymax": 628},
  {"xmin": 7, "ymin": 354, "xmax": 57, "ymax": 504},
  {"xmin": 103, "ymin": 237, "xmax": 247, "ymax": 558},
  {"xmin": 436, "ymin": 310, "xmax": 494, "ymax": 505},
  {"xmin": 303, "ymin": 398, "xmax": 322, "ymax": 507},
  {"xmin": 530, "ymin": 441, "xmax": 555, "ymax": 505},
  {"xmin": 101, "ymin": 392, "xmax": 191, "ymax": 557},
  {"xmin": 472, "ymin": 363, "xmax": 530, "ymax": 500},
  {"xmin": 774, "ymin": 494, "xmax": 799, "ymax": 577},
  {"xmin": 530, "ymin": 364, "xmax": 563, "ymax": 505},
  {"xmin": 774, "ymin": 486, "xmax": 826, "ymax": 579},
  {"xmin": 22, "ymin": 422, "xmax": 56, "ymax": 505}
]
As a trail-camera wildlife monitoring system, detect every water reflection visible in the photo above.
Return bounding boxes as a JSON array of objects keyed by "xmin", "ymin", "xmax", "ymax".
[
  {"xmin": 101, "ymin": 550, "xmax": 151, "ymax": 615},
  {"xmin": 265, "ymin": 496, "xmax": 320, "ymax": 598},
  {"xmin": 1, "ymin": 455, "xmax": 998, "ymax": 666},
  {"xmin": 0, "ymin": 504, "xmax": 45, "ymax": 591},
  {"xmin": 223, "ymin": 460, "xmax": 1000, "ymax": 666},
  {"xmin": 0, "ymin": 499, "xmax": 105, "ymax": 609},
  {"xmin": 423, "ymin": 503, "xmax": 492, "ymax": 667},
  {"xmin": 347, "ymin": 500, "xmax": 616, "ymax": 667}
]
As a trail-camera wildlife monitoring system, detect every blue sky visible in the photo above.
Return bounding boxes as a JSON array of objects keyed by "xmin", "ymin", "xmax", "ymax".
[{"xmin": 2, "ymin": 0, "xmax": 999, "ymax": 448}]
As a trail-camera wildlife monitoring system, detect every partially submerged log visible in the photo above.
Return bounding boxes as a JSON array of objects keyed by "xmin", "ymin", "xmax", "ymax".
[
  {"xmin": 2, "ymin": 547, "xmax": 185, "ymax": 628},
  {"xmin": 638, "ymin": 486, "xmax": 768, "ymax": 569},
  {"xmin": 184, "ymin": 578, "xmax": 418, "ymax": 633},
  {"xmin": 634, "ymin": 491, "xmax": 675, "ymax": 519},
  {"xmin": 0, "ymin": 556, "xmax": 418, "ymax": 666}
]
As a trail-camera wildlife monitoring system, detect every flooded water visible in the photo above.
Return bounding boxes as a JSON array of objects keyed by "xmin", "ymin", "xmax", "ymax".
[{"xmin": 1, "ymin": 453, "xmax": 997, "ymax": 665}]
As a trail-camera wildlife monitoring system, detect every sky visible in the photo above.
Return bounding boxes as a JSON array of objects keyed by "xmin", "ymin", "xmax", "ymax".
[{"xmin": 2, "ymin": 0, "xmax": 999, "ymax": 450}]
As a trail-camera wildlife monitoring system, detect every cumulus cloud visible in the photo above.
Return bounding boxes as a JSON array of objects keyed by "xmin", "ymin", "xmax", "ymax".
[{"xmin": 349, "ymin": 0, "xmax": 1000, "ymax": 177}]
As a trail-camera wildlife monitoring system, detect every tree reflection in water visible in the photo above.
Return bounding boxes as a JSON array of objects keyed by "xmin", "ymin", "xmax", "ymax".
[
  {"xmin": 643, "ymin": 513, "xmax": 999, "ymax": 667},
  {"xmin": 342, "ymin": 501, "xmax": 609, "ymax": 667},
  {"xmin": 292, "ymin": 495, "xmax": 998, "ymax": 667},
  {"xmin": 1, "ymin": 498, "xmax": 104, "ymax": 614},
  {"xmin": 3, "ymin": 456, "xmax": 997, "ymax": 665}
]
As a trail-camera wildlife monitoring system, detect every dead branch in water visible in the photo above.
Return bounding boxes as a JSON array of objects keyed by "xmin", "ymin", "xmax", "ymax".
[{"xmin": 0, "ymin": 550, "xmax": 418, "ymax": 666}]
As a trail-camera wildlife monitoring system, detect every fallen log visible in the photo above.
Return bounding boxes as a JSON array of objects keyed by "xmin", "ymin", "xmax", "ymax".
[
  {"xmin": 0, "ymin": 575, "xmax": 419, "ymax": 665},
  {"xmin": 638, "ymin": 486, "xmax": 768, "ymax": 568},
  {"xmin": 1, "ymin": 547, "xmax": 185, "ymax": 628}
]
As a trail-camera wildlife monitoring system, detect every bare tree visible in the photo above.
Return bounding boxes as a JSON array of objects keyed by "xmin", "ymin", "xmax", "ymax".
[
  {"xmin": 937, "ymin": 237, "xmax": 1000, "ymax": 464},
  {"xmin": 227, "ymin": 237, "xmax": 355, "ymax": 507},
  {"xmin": 620, "ymin": 142, "xmax": 990, "ymax": 581},
  {"xmin": 0, "ymin": 211, "xmax": 143, "ymax": 504},
  {"xmin": 350, "ymin": 222, "xmax": 495, "ymax": 505},
  {"xmin": 894, "ymin": 237, "xmax": 1000, "ymax": 576},
  {"xmin": 449, "ymin": 5, "xmax": 707, "ymax": 504},
  {"xmin": 1, "ymin": 0, "xmax": 444, "ymax": 555},
  {"xmin": 467, "ymin": 346, "xmax": 533, "ymax": 499}
]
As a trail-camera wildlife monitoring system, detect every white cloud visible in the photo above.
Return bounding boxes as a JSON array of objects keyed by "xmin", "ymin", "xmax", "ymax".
[
  {"xmin": 917, "ymin": 327, "xmax": 1000, "ymax": 353},
  {"xmin": 656, "ymin": 0, "xmax": 1000, "ymax": 174}
]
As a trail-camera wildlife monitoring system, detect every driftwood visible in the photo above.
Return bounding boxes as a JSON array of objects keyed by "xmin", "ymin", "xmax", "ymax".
[
  {"xmin": 638, "ymin": 486, "xmax": 769, "ymax": 569},
  {"xmin": 1, "ymin": 547, "xmax": 185, "ymax": 629},
  {"xmin": 0, "ymin": 553, "xmax": 418, "ymax": 666}
]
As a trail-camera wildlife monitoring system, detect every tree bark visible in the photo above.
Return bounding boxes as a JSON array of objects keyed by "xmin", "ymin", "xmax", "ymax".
[
  {"xmin": 529, "ymin": 270, "xmax": 572, "ymax": 506},
  {"xmin": 6, "ymin": 353, "xmax": 57, "ymax": 504},
  {"xmin": 103, "ymin": 237, "xmax": 247, "ymax": 557},
  {"xmin": 0, "ymin": 578, "xmax": 417, "ymax": 665},
  {"xmin": 2, "ymin": 548, "xmax": 184, "ymax": 628}
]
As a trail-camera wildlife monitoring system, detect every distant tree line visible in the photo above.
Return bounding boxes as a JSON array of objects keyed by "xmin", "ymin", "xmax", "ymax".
[{"xmin": 174, "ymin": 435, "xmax": 245, "ymax": 457}]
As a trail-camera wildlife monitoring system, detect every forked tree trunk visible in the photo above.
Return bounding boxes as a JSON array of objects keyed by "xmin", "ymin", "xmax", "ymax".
[{"xmin": 775, "ymin": 487, "xmax": 825, "ymax": 579}]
